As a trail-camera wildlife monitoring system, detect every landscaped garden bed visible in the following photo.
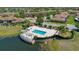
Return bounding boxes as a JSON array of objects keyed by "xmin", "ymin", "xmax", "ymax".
[
  {"xmin": 58, "ymin": 31, "xmax": 74, "ymax": 39},
  {"xmin": 54, "ymin": 26, "xmax": 74, "ymax": 39}
]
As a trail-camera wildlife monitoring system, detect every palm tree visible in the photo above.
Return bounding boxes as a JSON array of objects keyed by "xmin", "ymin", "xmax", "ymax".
[
  {"xmin": 44, "ymin": 25, "xmax": 47, "ymax": 28},
  {"xmin": 48, "ymin": 26, "xmax": 52, "ymax": 29}
]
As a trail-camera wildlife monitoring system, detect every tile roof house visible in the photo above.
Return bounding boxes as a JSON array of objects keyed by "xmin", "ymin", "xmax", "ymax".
[
  {"xmin": 51, "ymin": 12, "xmax": 69, "ymax": 22},
  {"xmin": 0, "ymin": 16, "xmax": 23, "ymax": 23}
]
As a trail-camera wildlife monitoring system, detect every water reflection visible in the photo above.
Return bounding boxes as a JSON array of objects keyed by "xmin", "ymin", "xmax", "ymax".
[{"xmin": 0, "ymin": 36, "xmax": 40, "ymax": 51}]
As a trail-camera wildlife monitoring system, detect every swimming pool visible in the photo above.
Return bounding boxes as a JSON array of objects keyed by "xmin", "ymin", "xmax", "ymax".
[{"xmin": 32, "ymin": 29, "xmax": 46, "ymax": 35}]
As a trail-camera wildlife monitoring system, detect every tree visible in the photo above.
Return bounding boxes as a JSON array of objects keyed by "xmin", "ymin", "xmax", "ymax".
[
  {"xmin": 75, "ymin": 22, "xmax": 79, "ymax": 28},
  {"xmin": 58, "ymin": 26, "xmax": 65, "ymax": 31},
  {"xmin": 15, "ymin": 10, "xmax": 25, "ymax": 18},
  {"xmin": 48, "ymin": 26, "xmax": 52, "ymax": 29},
  {"xmin": 36, "ymin": 16, "xmax": 43, "ymax": 25},
  {"xmin": 22, "ymin": 24, "xmax": 26, "ymax": 29},
  {"xmin": 44, "ymin": 25, "xmax": 47, "ymax": 28},
  {"xmin": 66, "ymin": 16, "xmax": 75, "ymax": 25}
]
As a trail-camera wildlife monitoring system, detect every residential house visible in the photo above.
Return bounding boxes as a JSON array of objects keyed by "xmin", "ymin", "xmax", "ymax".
[
  {"xmin": 0, "ymin": 16, "xmax": 23, "ymax": 23},
  {"xmin": 50, "ymin": 12, "xmax": 69, "ymax": 22}
]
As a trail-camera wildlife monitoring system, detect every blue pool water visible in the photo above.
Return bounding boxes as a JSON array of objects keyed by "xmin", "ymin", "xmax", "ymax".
[{"xmin": 32, "ymin": 29, "xmax": 46, "ymax": 35}]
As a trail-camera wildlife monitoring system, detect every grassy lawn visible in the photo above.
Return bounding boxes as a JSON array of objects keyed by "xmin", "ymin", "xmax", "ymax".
[
  {"xmin": 44, "ymin": 22, "xmax": 65, "ymax": 24},
  {"xmin": 47, "ymin": 40, "xmax": 59, "ymax": 51},
  {"xmin": 40, "ymin": 31, "xmax": 79, "ymax": 51},
  {"xmin": 66, "ymin": 16, "xmax": 75, "ymax": 25},
  {"xmin": 0, "ymin": 25, "xmax": 22, "ymax": 37},
  {"xmin": 43, "ymin": 22, "xmax": 66, "ymax": 27}
]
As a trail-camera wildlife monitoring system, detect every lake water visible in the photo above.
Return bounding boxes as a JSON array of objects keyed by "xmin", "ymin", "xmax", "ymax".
[{"xmin": 0, "ymin": 36, "xmax": 40, "ymax": 51}]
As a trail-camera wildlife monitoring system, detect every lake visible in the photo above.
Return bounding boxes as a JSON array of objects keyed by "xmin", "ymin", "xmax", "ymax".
[{"xmin": 0, "ymin": 36, "xmax": 40, "ymax": 51}]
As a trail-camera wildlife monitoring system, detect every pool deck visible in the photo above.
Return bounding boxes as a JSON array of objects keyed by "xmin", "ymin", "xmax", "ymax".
[{"xmin": 26, "ymin": 26, "xmax": 57, "ymax": 38}]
